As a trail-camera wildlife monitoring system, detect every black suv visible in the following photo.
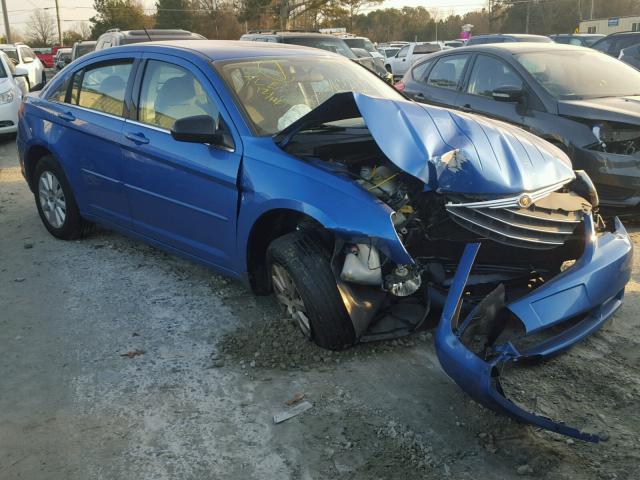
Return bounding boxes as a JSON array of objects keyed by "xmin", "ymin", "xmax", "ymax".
[
  {"xmin": 239, "ymin": 30, "xmax": 391, "ymax": 81},
  {"xmin": 592, "ymin": 31, "xmax": 640, "ymax": 58},
  {"xmin": 549, "ymin": 33, "xmax": 604, "ymax": 47}
]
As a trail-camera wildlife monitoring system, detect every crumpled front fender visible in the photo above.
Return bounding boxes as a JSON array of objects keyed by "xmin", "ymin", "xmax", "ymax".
[{"xmin": 435, "ymin": 216, "xmax": 633, "ymax": 442}]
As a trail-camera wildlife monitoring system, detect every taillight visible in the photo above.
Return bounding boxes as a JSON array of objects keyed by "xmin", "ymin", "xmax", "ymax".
[{"xmin": 394, "ymin": 81, "xmax": 405, "ymax": 92}]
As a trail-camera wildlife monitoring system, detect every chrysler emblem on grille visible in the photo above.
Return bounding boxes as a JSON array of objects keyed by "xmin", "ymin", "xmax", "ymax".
[{"xmin": 517, "ymin": 194, "xmax": 533, "ymax": 208}]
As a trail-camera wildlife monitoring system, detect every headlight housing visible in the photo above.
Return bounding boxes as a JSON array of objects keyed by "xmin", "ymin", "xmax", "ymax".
[
  {"xmin": 0, "ymin": 90, "xmax": 14, "ymax": 105},
  {"xmin": 589, "ymin": 121, "xmax": 640, "ymax": 155}
]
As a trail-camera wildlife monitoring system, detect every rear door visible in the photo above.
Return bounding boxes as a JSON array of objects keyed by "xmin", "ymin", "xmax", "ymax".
[
  {"xmin": 47, "ymin": 54, "xmax": 138, "ymax": 225},
  {"xmin": 417, "ymin": 53, "xmax": 471, "ymax": 107},
  {"xmin": 122, "ymin": 53, "xmax": 242, "ymax": 272}
]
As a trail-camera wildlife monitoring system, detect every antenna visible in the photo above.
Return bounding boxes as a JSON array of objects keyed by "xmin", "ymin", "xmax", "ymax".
[{"xmin": 142, "ymin": 27, "xmax": 152, "ymax": 41}]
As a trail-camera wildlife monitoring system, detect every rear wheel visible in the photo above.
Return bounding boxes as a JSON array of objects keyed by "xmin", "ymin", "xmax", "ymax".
[
  {"xmin": 267, "ymin": 231, "xmax": 356, "ymax": 350},
  {"xmin": 34, "ymin": 155, "xmax": 92, "ymax": 239}
]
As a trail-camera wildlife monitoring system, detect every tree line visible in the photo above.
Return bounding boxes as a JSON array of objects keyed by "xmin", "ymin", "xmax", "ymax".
[{"xmin": 16, "ymin": 0, "xmax": 640, "ymax": 47}]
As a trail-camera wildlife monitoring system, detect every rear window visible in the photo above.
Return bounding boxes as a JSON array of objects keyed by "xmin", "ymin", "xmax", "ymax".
[
  {"xmin": 283, "ymin": 37, "xmax": 357, "ymax": 59},
  {"xmin": 414, "ymin": 44, "xmax": 441, "ymax": 54},
  {"xmin": 0, "ymin": 48, "xmax": 18, "ymax": 62}
]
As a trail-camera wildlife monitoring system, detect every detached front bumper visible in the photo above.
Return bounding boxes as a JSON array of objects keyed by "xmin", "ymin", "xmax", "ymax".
[{"xmin": 435, "ymin": 215, "xmax": 633, "ymax": 442}]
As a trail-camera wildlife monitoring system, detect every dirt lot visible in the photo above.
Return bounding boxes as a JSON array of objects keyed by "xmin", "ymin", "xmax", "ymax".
[{"xmin": 1, "ymin": 136, "xmax": 638, "ymax": 479}]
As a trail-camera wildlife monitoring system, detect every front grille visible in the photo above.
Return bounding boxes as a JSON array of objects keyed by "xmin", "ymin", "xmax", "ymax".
[{"xmin": 446, "ymin": 193, "xmax": 584, "ymax": 250}]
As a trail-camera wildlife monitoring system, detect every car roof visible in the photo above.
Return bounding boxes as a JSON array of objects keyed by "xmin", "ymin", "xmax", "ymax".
[
  {"xmin": 605, "ymin": 31, "xmax": 640, "ymax": 37},
  {"xmin": 456, "ymin": 42, "xmax": 588, "ymax": 53},
  {"xmin": 551, "ymin": 33, "xmax": 603, "ymax": 37},
  {"xmin": 93, "ymin": 40, "xmax": 345, "ymax": 61}
]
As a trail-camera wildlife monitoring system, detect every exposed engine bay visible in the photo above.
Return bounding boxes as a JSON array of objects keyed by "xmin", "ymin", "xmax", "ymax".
[
  {"xmin": 591, "ymin": 122, "xmax": 640, "ymax": 156},
  {"xmin": 285, "ymin": 121, "xmax": 598, "ymax": 342}
]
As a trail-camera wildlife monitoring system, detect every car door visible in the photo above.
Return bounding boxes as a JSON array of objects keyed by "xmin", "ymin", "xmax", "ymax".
[
  {"xmin": 388, "ymin": 45, "xmax": 409, "ymax": 76},
  {"xmin": 454, "ymin": 54, "xmax": 527, "ymax": 126},
  {"xmin": 417, "ymin": 53, "xmax": 471, "ymax": 107},
  {"xmin": 47, "ymin": 54, "xmax": 137, "ymax": 226},
  {"xmin": 122, "ymin": 54, "xmax": 242, "ymax": 271},
  {"xmin": 394, "ymin": 45, "xmax": 412, "ymax": 76}
]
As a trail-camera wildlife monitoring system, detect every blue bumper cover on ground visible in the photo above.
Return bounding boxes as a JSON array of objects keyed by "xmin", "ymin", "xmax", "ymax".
[{"xmin": 435, "ymin": 215, "xmax": 633, "ymax": 442}]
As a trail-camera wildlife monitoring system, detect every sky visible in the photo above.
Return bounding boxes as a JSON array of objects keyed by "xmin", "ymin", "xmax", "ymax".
[{"xmin": 1, "ymin": 0, "xmax": 487, "ymax": 39}]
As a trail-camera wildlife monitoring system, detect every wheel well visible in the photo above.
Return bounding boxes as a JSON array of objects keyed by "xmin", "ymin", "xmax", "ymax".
[
  {"xmin": 24, "ymin": 145, "xmax": 52, "ymax": 191},
  {"xmin": 246, "ymin": 209, "xmax": 333, "ymax": 294}
]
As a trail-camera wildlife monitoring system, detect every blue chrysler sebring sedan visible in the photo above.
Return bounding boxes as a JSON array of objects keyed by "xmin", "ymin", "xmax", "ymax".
[{"xmin": 17, "ymin": 41, "xmax": 632, "ymax": 440}]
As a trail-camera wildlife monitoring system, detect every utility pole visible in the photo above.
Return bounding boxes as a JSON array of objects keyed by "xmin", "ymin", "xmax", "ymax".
[
  {"xmin": 590, "ymin": 0, "xmax": 594, "ymax": 20},
  {"xmin": 525, "ymin": 0, "xmax": 530, "ymax": 33},
  {"xmin": 55, "ymin": 0, "xmax": 63, "ymax": 45},
  {"xmin": 488, "ymin": 0, "xmax": 492, "ymax": 34},
  {"xmin": 1, "ymin": 0, "xmax": 11, "ymax": 43}
]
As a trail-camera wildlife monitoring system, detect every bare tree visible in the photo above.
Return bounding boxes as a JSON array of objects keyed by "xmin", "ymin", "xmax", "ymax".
[
  {"xmin": 74, "ymin": 22, "xmax": 93, "ymax": 40},
  {"xmin": 26, "ymin": 9, "xmax": 57, "ymax": 46}
]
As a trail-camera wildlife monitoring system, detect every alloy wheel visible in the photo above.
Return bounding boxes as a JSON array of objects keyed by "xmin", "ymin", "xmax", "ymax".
[
  {"xmin": 38, "ymin": 171, "xmax": 66, "ymax": 229},
  {"xmin": 271, "ymin": 263, "xmax": 312, "ymax": 338}
]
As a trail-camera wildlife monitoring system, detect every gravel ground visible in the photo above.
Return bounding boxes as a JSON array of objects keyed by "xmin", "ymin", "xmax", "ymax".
[{"xmin": 0, "ymin": 137, "xmax": 638, "ymax": 479}]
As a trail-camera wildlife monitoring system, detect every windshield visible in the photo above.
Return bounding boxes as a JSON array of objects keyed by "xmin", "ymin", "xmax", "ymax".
[
  {"xmin": 516, "ymin": 50, "xmax": 640, "ymax": 99},
  {"xmin": 283, "ymin": 37, "xmax": 357, "ymax": 59},
  {"xmin": 0, "ymin": 48, "xmax": 18, "ymax": 62},
  {"xmin": 76, "ymin": 44, "xmax": 95, "ymax": 57},
  {"xmin": 217, "ymin": 56, "xmax": 403, "ymax": 135}
]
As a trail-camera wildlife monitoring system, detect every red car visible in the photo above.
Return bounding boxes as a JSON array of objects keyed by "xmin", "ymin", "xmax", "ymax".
[{"xmin": 34, "ymin": 46, "xmax": 71, "ymax": 68}]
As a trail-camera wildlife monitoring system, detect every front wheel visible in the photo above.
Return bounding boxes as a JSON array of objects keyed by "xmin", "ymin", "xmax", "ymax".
[{"xmin": 267, "ymin": 231, "xmax": 356, "ymax": 350}]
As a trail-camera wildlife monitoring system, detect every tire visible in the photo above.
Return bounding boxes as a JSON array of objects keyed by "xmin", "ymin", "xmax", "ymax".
[
  {"xmin": 34, "ymin": 155, "xmax": 92, "ymax": 240},
  {"xmin": 267, "ymin": 231, "xmax": 356, "ymax": 350}
]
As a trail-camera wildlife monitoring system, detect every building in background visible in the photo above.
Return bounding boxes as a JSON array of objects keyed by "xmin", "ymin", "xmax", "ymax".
[{"xmin": 580, "ymin": 15, "xmax": 640, "ymax": 34}]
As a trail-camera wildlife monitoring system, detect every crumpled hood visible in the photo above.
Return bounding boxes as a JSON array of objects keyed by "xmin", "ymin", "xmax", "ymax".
[
  {"xmin": 558, "ymin": 96, "xmax": 640, "ymax": 125},
  {"xmin": 277, "ymin": 92, "xmax": 574, "ymax": 196}
]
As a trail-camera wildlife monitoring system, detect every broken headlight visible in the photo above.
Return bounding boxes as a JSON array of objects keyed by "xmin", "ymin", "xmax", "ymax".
[{"xmin": 590, "ymin": 121, "xmax": 640, "ymax": 156}]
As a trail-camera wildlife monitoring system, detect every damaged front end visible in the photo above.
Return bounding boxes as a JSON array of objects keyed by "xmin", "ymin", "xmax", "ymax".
[{"xmin": 276, "ymin": 92, "xmax": 633, "ymax": 440}]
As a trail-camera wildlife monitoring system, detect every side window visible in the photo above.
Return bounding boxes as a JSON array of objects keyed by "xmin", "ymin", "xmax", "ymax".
[
  {"xmin": 138, "ymin": 60, "xmax": 219, "ymax": 130},
  {"xmin": 397, "ymin": 46, "xmax": 409, "ymax": 58},
  {"xmin": 411, "ymin": 59, "xmax": 434, "ymax": 82},
  {"xmin": 467, "ymin": 55, "xmax": 523, "ymax": 98},
  {"xmin": 427, "ymin": 54, "xmax": 470, "ymax": 90},
  {"xmin": 593, "ymin": 37, "xmax": 612, "ymax": 54},
  {"xmin": 19, "ymin": 47, "xmax": 34, "ymax": 62},
  {"xmin": 74, "ymin": 61, "xmax": 133, "ymax": 116},
  {"xmin": 49, "ymin": 77, "xmax": 70, "ymax": 103}
]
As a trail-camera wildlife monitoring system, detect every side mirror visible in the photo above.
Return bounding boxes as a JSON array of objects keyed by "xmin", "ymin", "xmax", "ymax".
[
  {"xmin": 13, "ymin": 66, "xmax": 29, "ymax": 78},
  {"xmin": 492, "ymin": 86, "xmax": 525, "ymax": 102},
  {"xmin": 170, "ymin": 115, "xmax": 233, "ymax": 149}
]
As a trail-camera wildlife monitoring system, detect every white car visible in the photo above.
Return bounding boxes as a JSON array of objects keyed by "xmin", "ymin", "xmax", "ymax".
[
  {"xmin": 0, "ymin": 51, "xmax": 28, "ymax": 135},
  {"xmin": 0, "ymin": 43, "xmax": 46, "ymax": 91},
  {"xmin": 385, "ymin": 42, "xmax": 445, "ymax": 78}
]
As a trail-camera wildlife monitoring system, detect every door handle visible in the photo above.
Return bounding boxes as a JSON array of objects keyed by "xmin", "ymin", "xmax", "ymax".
[
  {"xmin": 460, "ymin": 104, "xmax": 474, "ymax": 112},
  {"xmin": 414, "ymin": 92, "xmax": 426, "ymax": 100},
  {"xmin": 57, "ymin": 111, "xmax": 75, "ymax": 122},
  {"xmin": 125, "ymin": 132, "xmax": 150, "ymax": 145}
]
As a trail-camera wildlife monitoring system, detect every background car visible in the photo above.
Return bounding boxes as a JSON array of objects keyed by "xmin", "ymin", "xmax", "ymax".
[
  {"xmin": 0, "ymin": 43, "xmax": 46, "ymax": 91},
  {"xmin": 33, "ymin": 47, "xmax": 54, "ymax": 68},
  {"xmin": 71, "ymin": 41, "xmax": 97, "ymax": 61},
  {"xmin": 377, "ymin": 46, "xmax": 400, "ymax": 59},
  {"xmin": 591, "ymin": 31, "xmax": 640, "ymax": 59},
  {"xmin": 0, "ymin": 51, "xmax": 28, "ymax": 135},
  {"xmin": 340, "ymin": 35, "xmax": 384, "ymax": 59},
  {"xmin": 465, "ymin": 33, "xmax": 553, "ymax": 45},
  {"xmin": 95, "ymin": 28, "xmax": 205, "ymax": 50},
  {"xmin": 54, "ymin": 48, "xmax": 72, "ymax": 70},
  {"xmin": 385, "ymin": 42, "xmax": 444, "ymax": 78},
  {"xmin": 240, "ymin": 30, "xmax": 387, "ymax": 78},
  {"xmin": 550, "ymin": 33, "xmax": 605, "ymax": 47},
  {"xmin": 398, "ymin": 42, "xmax": 640, "ymax": 208},
  {"xmin": 350, "ymin": 47, "xmax": 392, "ymax": 82}
]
